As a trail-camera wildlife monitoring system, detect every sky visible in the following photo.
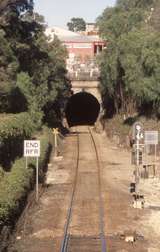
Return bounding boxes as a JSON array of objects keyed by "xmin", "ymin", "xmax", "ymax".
[{"xmin": 34, "ymin": 0, "xmax": 116, "ymax": 28}]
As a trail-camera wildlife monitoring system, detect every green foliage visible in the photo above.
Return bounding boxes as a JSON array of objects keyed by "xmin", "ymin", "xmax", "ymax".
[
  {"xmin": 0, "ymin": 2, "xmax": 70, "ymax": 126},
  {"xmin": 97, "ymin": 0, "xmax": 160, "ymax": 117},
  {"xmin": 0, "ymin": 129, "xmax": 51, "ymax": 225},
  {"xmin": 0, "ymin": 0, "xmax": 68, "ymax": 234},
  {"xmin": 0, "ymin": 0, "xmax": 33, "ymax": 13},
  {"xmin": 151, "ymin": 1, "xmax": 160, "ymax": 31},
  {"xmin": 0, "ymin": 113, "xmax": 35, "ymax": 169},
  {"xmin": 0, "ymin": 167, "xmax": 4, "ymax": 181},
  {"xmin": 0, "ymin": 112, "xmax": 34, "ymax": 140},
  {"xmin": 104, "ymin": 113, "xmax": 160, "ymax": 147},
  {"xmin": 0, "ymin": 28, "xmax": 19, "ymax": 112},
  {"xmin": 0, "ymin": 159, "xmax": 33, "ymax": 223},
  {"xmin": 0, "ymin": 0, "xmax": 70, "ymax": 170},
  {"xmin": 116, "ymin": 0, "xmax": 155, "ymax": 10},
  {"xmin": 16, "ymin": 72, "xmax": 34, "ymax": 105},
  {"xmin": 67, "ymin": 17, "xmax": 86, "ymax": 32}
]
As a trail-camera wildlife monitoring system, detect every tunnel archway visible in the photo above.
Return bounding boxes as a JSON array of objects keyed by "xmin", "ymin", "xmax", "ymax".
[{"xmin": 65, "ymin": 92, "xmax": 100, "ymax": 127}]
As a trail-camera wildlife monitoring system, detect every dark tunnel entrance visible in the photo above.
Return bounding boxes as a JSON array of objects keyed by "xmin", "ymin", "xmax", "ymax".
[{"xmin": 65, "ymin": 92, "xmax": 100, "ymax": 127}]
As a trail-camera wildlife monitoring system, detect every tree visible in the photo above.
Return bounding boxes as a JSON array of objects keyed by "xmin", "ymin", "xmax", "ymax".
[
  {"xmin": 67, "ymin": 17, "xmax": 86, "ymax": 32},
  {"xmin": 117, "ymin": 0, "xmax": 154, "ymax": 10},
  {"xmin": 0, "ymin": 0, "xmax": 33, "ymax": 14},
  {"xmin": 97, "ymin": 0, "xmax": 160, "ymax": 117},
  {"xmin": 0, "ymin": 0, "xmax": 71, "ymax": 126}
]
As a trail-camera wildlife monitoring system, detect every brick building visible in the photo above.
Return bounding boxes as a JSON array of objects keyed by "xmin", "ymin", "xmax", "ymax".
[
  {"xmin": 45, "ymin": 27, "xmax": 106, "ymax": 62},
  {"xmin": 64, "ymin": 35, "xmax": 105, "ymax": 62}
]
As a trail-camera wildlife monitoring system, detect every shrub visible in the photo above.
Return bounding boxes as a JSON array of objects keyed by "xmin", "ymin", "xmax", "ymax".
[
  {"xmin": 0, "ymin": 113, "xmax": 35, "ymax": 169},
  {"xmin": 0, "ymin": 129, "xmax": 52, "ymax": 225},
  {"xmin": 0, "ymin": 113, "xmax": 35, "ymax": 139},
  {"xmin": 0, "ymin": 159, "xmax": 33, "ymax": 223},
  {"xmin": 0, "ymin": 167, "xmax": 4, "ymax": 182}
]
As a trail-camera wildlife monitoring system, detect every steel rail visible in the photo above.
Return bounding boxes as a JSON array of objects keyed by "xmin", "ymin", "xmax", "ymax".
[
  {"xmin": 60, "ymin": 127, "xmax": 107, "ymax": 252},
  {"xmin": 60, "ymin": 130, "xmax": 80, "ymax": 252},
  {"xmin": 88, "ymin": 127, "xmax": 107, "ymax": 252}
]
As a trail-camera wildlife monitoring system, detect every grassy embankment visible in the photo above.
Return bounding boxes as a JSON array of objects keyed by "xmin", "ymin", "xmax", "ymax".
[
  {"xmin": 104, "ymin": 114, "xmax": 160, "ymax": 148},
  {"xmin": 0, "ymin": 113, "xmax": 53, "ymax": 229}
]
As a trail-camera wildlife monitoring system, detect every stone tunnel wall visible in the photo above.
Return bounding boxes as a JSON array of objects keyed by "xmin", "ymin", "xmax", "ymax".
[{"xmin": 71, "ymin": 80, "xmax": 102, "ymax": 103}]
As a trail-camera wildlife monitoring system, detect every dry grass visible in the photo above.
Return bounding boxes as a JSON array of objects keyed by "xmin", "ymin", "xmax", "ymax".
[{"xmin": 104, "ymin": 114, "xmax": 160, "ymax": 147}]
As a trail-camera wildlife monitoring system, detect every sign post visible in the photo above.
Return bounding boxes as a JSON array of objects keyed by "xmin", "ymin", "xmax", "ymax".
[
  {"xmin": 52, "ymin": 128, "xmax": 59, "ymax": 157},
  {"xmin": 36, "ymin": 156, "xmax": 39, "ymax": 202},
  {"xmin": 24, "ymin": 140, "xmax": 40, "ymax": 202}
]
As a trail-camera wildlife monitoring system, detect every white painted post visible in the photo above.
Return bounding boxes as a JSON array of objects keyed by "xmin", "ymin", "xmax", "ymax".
[
  {"xmin": 136, "ymin": 137, "xmax": 139, "ymax": 166},
  {"xmin": 55, "ymin": 132, "xmax": 57, "ymax": 149},
  {"xmin": 154, "ymin": 144, "xmax": 157, "ymax": 177},
  {"xmin": 36, "ymin": 157, "xmax": 39, "ymax": 202},
  {"xmin": 53, "ymin": 128, "xmax": 59, "ymax": 157}
]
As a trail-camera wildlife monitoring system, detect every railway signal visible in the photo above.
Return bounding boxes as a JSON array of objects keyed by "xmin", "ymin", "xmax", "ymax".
[
  {"xmin": 135, "ymin": 124, "xmax": 143, "ymax": 166},
  {"xmin": 131, "ymin": 122, "xmax": 145, "ymax": 209},
  {"xmin": 132, "ymin": 122, "xmax": 144, "ymax": 166}
]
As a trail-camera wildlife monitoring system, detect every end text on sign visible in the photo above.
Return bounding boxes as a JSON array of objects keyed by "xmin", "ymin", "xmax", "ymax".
[{"xmin": 24, "ymin": 140, "xmax": 40, "ymax": 157}]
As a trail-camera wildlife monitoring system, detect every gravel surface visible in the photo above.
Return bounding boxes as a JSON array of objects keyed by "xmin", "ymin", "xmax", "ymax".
[{"xmin": 8, "ymin": 126, "xmax": 160, "ymax": 251}]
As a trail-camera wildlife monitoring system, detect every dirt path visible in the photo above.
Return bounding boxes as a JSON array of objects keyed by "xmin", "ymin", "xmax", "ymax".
[
  {"xmin": 96, "ymin": 131, "xmax": 160, "ymax": 252},
  {"xmin": 9, "ymin": 134, "xmax": 78, "ymax": 252},
  {"xmin": 9, "ymin": 127, "xmax": 160, "ymax": 251}
]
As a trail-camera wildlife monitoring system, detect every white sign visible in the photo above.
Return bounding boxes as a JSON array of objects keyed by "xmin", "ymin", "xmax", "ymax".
[
  {"xmin": 144, "ymin": 131, "xmax": 158, "ymax": 145},
  {"xmin": 24, "ymin": 140, "xmax": 40, "ymax": 157}
]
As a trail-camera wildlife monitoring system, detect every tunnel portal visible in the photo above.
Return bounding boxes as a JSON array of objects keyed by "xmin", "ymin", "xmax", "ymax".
[{"xmin": 65, "ymin": 92, "xmax": 100, "ymax": 127}]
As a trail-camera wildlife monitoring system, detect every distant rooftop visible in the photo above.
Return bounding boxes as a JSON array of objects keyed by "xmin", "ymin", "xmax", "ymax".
[
  {"xmin": 45, "ymin": 26, "xmax": 80, "ymax": 41},
  {"xmin": 45, "ymin": 26, "xmax": 102, "ymax": 43}
]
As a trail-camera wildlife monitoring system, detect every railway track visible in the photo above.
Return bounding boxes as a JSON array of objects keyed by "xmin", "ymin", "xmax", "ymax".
[
  {"xmin": 60, "ymin": 129, "xmax": 80, "ymax": 252},
  {"xmin": 60, "ymin": 126, "xmax": 107, "ymax": 252}
]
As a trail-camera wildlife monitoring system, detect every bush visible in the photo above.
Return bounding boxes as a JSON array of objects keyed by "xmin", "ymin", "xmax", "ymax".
[
  {"xmin": 0, "ymin": 113, "xmax": 35, "ymax": 139},
  {"xmin": 0, "ymin": 129, "xmax": 52, "ymax": 226},
  {"xmin": 0, "ymin": 167, "xmax": 4, "ymax": 182},
  {"xmin": 0, "ymin": 113, "xmax": 35, "ymax": 169},
  {"xmin": 0, "ymin": 159, "xmax": 33, "ymax": 224},
  {"xmin": 104, "ymin": 114, "xmax": 160, "ymax": 148}
]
